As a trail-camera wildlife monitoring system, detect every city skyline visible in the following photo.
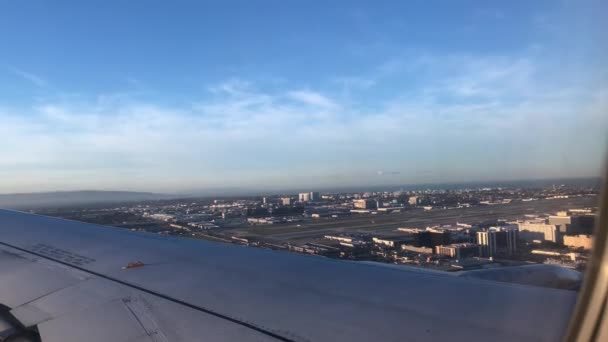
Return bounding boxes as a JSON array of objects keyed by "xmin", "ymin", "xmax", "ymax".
[{"xmin": 1, "ymin": 1, "xmax": 607, "ymax": 193}]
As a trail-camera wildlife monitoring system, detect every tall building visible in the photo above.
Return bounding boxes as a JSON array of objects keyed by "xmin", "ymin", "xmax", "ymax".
[
  {"xmin": 299, "ymin": 192, "xmax": 311, "ymax": 202},
  {"xmin": 488, "ymin": 226, "xmax": 518, "ymax": 256},
  {"xmin": 477, "ymin": 231, "xmax": 497, "ymax": 257},
  {"xmin": 504, "ymin": 227, "xmax": 518, "ymax": 255},
  {"xmin": 281, "ymin": 197, "xmax": 292, "ymax": 206},
  {"xmin": 408, "ymin": 196, "xmax": 418, "ymax": 206},
  {"xmin": 309, "ymin": 192, "xmax": 320, "ymax": 201}
]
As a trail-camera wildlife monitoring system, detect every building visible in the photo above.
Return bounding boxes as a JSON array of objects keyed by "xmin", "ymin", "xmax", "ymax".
[
  {"xmin": 549, "ymin": 212, "xmax": 571, "ymax": 224},
  {"xmin": 372, "ymin": 235, "xmax": 413, "ymax": 248},
  {"xmin": 504, "ymin": 227, "xmax": 518, "ymax": 255},
  {"xmin": 397, "ymin": 228, "xmax": 423, "ymax": 233},
  {"xmin": 435, "ymin": 243, "xmax": 478, "ymax": 259},
  {"xmin": 548, "ymin": 213, "xmax": 572, "ymax": 235},
  {"xmin": 309, "ymin": 192, "xmax": 320, "ymax": 201},
  {"xmin": 324, "ymin": 235, "xmax": 355, "ymax": 244},
  {"xmin": 281, "ymin": 197, "xmax": 292, "ymax": 206},
  {"xmin": 548, "ymin": 211, "xmax": 596, "ymax": 235},
  {"xmin": 376, "ymin": 207, "xmax": 401, "ymax": 213},
  {"xmin": 412, "ymin": 229, "xmax": 450, "ymax": 248},
  {"xmin": 485, "ymin": 226, "xmax": 518, "ymax": 256},
  {"xmin": 563, "ymin": 235, "xmax": 593, "ymax": 250},
  {"xmin": 189, "ymin": 222, "xmax": 219, "ymax": 230},
  {"xmin": 531, "ymin": 249, "xmax": 579, "ymax": 262},
  {"xmin": 569, "ymin": 208, "xmax": 594, "ymax": 214},
  {"xmin": 517, "ymin": 221, "xmax": 559, "ymax": 243},
  {"xmin": 145, "ymin": 213, "xmax": 175, "ymax": 222},
  {"xmin": 298, "ymin": 192, "xmax": 311, "ymax": 202},
  {"xmin": 477, "ymin": 231, "xmax": 497, "ymax": 257},
  {"xmin": 353, "ymin": 199, "xmax": 377, "ymax": 209},
  {"xmin": 408, "ymin": 196, "xmax": 418, "ymax": 206},
  {"xmin": 449, "ymin": 228, "xmax": 475, "ymax": 243},
  {"xmin": 247, "ymin": 217, "xmax": 275, "ymax": 225},
  {"xmin": 401, "ymin": 245, "xmax": 434, "ymax": 254},
  {"xmin": 570, "ymin": 214, "xmax": 596, "ymax": 235},
  {"xmin": 289, "ymin": 243, "xmax": 340, "ymax": 257},
  {"xmin": 350, "ymin": 209, "xmax": 371, "ymax": 214}
]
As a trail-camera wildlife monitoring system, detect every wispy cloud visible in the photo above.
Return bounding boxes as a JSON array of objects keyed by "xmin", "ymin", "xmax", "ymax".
[
  {"xmin": 0, "ymin": 51, "xmax": 605, "ymax": 193},
  {"xmin": 8, "ymin": 66, "xmax": 47, "ymax": 87},
  {"xmin": 428, "ymin": 57, "xmax": 536, "ymax": 99},
  {"xmin": 208, "ymin": 78, "xmax": 251, "ymax": 96},
  {"xmin": 287, "ymin": 90, "xmax": 338, "ymax": 109},
  {"xmin": 331, "ymin": 76, "xmax": 376, "ymax": 90}
]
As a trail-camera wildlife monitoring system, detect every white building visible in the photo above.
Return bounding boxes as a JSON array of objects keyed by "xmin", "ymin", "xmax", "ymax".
[
  {"xmin": 517, "ymin": 221, "xmax": 559, "ymax": 243},
  {"xmin": 324, "ymin": 235, "xmax": 355, "ymax": 244},
  {"xmin": 145, "ymin": 213, "xmax": 175, "ymax": 222},
  {"xmin": 298, "ymin": 192, "xmax": 311, "ymax": 202}
]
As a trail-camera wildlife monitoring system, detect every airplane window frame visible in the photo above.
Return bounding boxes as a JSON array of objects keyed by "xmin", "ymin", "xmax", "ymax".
[{"xmin": 565, "ymin": 161, "xmax": 608, "ymax": 341}]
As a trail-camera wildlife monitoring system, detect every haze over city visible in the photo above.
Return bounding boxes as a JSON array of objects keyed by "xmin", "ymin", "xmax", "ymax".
[{"xmin": 1, "ymin": 1, "xmax": 607, "ymax": 194}]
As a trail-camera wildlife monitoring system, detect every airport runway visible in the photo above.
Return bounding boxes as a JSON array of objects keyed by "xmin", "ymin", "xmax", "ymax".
[{"xmin": 226, "ymin": 196, "xmax": 598, "ymax": 243}]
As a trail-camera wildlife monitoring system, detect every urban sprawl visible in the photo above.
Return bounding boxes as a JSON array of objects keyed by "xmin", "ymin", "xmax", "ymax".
[{"xmin": 36, "ymin": 184, "xmax": 598, "ymax": 272}]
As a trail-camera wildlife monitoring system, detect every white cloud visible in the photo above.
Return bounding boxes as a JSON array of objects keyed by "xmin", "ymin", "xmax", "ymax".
[
  {"xmin": 0, "ymin": 52, "xmax": 606, "ymax": 193},
  {"xmin": 8, "ymin": 67, "xmax": 47, "ymax": 87},
  {"xmin": 286, "ymin": 90, "xmax": 338, "ymax": 109},
  {"xmin": 207, "ymin": 78, "xmax": 251, "ymax": 96}
]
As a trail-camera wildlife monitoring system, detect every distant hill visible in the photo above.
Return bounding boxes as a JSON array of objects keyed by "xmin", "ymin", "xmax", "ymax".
[{"xmin": 0, "ymin": 190, "xmax": 173, "ymax": 209}]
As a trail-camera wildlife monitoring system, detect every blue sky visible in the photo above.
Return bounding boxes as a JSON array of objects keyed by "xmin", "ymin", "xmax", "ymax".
[{"xmin": 0, "ymin": 1, "xmax": 607, "ymax": 193}]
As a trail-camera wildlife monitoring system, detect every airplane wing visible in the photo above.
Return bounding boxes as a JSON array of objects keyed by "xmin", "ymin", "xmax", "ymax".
[{"xmin": 0, "ymin": 209, "xmax": 577, "ymax": 342}]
